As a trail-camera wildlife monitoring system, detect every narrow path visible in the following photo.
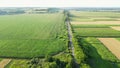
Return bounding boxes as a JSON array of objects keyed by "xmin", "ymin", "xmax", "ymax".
[
  {"xmin": 66, "ymin": 19, "xmax": 80, "ymax": 68},
  {"xmin": 98, "ymin": 38, "xmax": 120, "ymax": 59},
  {"xmin": 0, "ymin": 59, "xmax": 11, "ymax": 68}
]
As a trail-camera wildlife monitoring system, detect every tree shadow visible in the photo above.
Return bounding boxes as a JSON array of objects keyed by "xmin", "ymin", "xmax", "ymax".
[{"xmin": 77, "ymin": 37, "xmax": 120, "ymax": 68}]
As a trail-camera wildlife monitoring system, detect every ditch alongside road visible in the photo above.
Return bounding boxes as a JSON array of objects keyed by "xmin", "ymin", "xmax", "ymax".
[{"xmin": 66, "ymin": 16, "xmax": 80, "ymax": 68}]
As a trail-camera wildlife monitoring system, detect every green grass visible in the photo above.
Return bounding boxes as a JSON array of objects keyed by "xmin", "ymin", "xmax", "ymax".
[
  {"xmin": 80, "ymin": 37, "xmax": 120, "ymax": 68},
  {"xmin": 116, "ymin": 38, "xmax": 120, "ymax": 41},
  {"xmin": 70, "ymin": 11, "xmax": 120, "ymax": 22},
  {"xmin": 74, "ymin": 27, "xmax": 120, "ymax": 37},
  {"xmin": 5, "ymin": 59, "xmax": 29, "ymax": 68},
  {"xmin": 73, "ymin": 24, "xmax": 110, "ymax": 28},
  {"xmin": 72, "ymin": 24, "xmax": 120, "ymax": 28},
  {"xmin": 0, "ymin": 58, "xmax": 2, "ymax": 61},
  {"xmin": 0, "ymin": 13, "xmax": 67, "ymax": 58}
]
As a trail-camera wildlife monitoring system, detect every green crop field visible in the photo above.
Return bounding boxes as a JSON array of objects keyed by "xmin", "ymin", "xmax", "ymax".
[
  {"xmin": 72, "ymin": 24, "xmax": 120, "ymax": 28},
  {"xmin": 70, "ymin": 11, "xmax": 120, "ymax": 22},
  {"xmin": 0, "ymin": 13, "xmax": 67, "ymax": 58},
  {"xmin": 74, "ymin": 27, "xmax": 120, "ymax": 37},
  {"xmin": 80, "ymin": 37, "xmax": 120, "ymax": 68},
  {"xmin": 73, "ymin": 24, "xmax": 109, "ymax": 28}
]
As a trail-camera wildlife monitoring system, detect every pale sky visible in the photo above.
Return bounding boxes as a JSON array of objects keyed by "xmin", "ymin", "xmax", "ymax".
[{"xmin": 0, "ymin": 0, "xmax": 120, "ymax": 7}]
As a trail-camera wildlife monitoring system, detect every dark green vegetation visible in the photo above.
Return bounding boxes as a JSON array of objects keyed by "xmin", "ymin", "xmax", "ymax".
[
  {"xmin": 75, "ymin": 37, "xmax": 120, "ymax": 68},
  {"xmin": 0, "ymin": 13, "xmax": 67, "ymax": 58},
  {"xmin": 72, "ymin": 37, "xmax": 90, "ymax": 68}
]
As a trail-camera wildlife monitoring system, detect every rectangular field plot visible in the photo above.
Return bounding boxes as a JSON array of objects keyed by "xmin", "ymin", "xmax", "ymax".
[
  {"xmin": 74, "ymin": 28, "xmax": 120, "ymax": 37},
  {"xmin": 0, "ymin": 13, "xmax": 67, "ymax": 58},
  {"xmin": 0, "ymin": 40, "xmax": 65, "ymax": 58},
  {"xmin": 72, "ymin": 24, "xmax": 111, "ymax": 28},
  {"xmin": 98, "ymin": 38, "xmax": 120, "ymax": 59}
]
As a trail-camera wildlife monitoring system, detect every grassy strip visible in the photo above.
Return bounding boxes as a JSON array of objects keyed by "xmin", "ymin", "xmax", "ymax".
[
  {"xmin": 74, "ymin": 28, "xmax": 120, "ymax": 37},
  {"xmin": 72, "ymin": 36, "xmax": 91, "ymax": 68},
  {"xmin": 79, "ymin": 37, "xmax": 120, "ymax": 68},
  {"xmin": 116, "ymin": 38, "xmax": 120, "ymax": 41},
  {"xmin": 72, "ymin": 25, "xmax": 110, "ymax": 28},
  {"xmin": 72, "ymin": 24, "xmax": 120, "ymax": 28},
  {"xmin": 0, "ymin": 58, "xmax": 2, "ymax": 61},
  {"xmin": 5, "ymin": 59, "xmax": 29, "ymax": 68}
]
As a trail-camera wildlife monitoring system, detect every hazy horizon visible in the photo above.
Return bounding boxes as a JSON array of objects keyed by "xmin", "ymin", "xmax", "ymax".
[{"xmin": 0, "ymin": 0, "xmax": 120, "ymax": 7}]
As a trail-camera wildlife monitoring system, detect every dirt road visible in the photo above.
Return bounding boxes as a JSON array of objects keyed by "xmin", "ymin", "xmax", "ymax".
[
  {"xmin": 0, "ymin": 59, "xmax": 11, "ymax": 68},
  {"xmin": 98, "ymin": 38, "xmax": 120, "ymax": 59}
]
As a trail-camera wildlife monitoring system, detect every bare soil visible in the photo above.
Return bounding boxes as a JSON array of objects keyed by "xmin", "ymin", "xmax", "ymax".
[
  {"xmin": 0, "ymin": 59, "xmax": 11, "ymax": 68},
  {"xmin": 98, "ymin": 38, "xmax": 120, "ymax": 59},
  {"xmin": 71, "ymin": 21, "xmax": 120, "ymax": 25},
  {"xmin": 111, "ymin": 26, "xmax": 120, "ymax": 31}
]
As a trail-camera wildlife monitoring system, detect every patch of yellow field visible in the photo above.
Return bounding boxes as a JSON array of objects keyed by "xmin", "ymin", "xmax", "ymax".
[
  {"xmin": 0, "ymin": 59, "xmax": 11, "ymax": 68},
  {"xmin": 98, "ymin": 38, "xmax": 120, "ymax": 60},
  {"xmin": 111, "ymin": 26, "xmax": 120, "ymax": 31}
]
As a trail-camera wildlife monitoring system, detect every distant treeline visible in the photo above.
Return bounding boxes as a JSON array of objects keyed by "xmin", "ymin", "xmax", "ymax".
[
  {"xmin": 64, "ymin": 7, "xmax": 120, "ymax": 12},
  {"xmin": 0, "ymin": 10, "xmax": 25, "ymax": 15},
  {"xmin": 0, "ymin": 8, "xmax": 60, "ymax": 15}
]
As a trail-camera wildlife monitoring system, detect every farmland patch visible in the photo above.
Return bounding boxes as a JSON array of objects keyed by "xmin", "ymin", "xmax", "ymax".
[
  {"xmin": 98, "ymin": 38, "xmax": 120, "ymax": 59},
  {"xmin": 0, "ymin": 13, "xmax": 67, "ymax": 58}
]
